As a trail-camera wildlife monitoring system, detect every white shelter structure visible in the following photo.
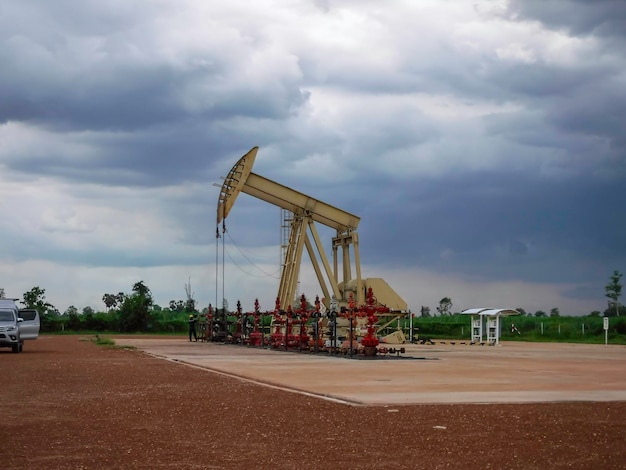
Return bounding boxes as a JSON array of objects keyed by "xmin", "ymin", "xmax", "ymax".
[{"xmin": 461, "ymin": 308, "xmax": 521, "ymax": 345}]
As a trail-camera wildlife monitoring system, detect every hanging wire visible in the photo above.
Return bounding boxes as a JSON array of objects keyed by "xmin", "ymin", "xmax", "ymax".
[
  {"xmin": 225, "ymin": 231, "xmax": 281, "ymax": 278},
  {"xmin": 223, "ymin": 244, "xmax": 281, "ymax": 279},
  {"xmin": 222, "ymin": 221, "xmax": 226, "ymax": 311},
  {"xmin": 216, "ymin": 220, "xmax": 282, "ymax": 316},
  {"xmin": 215, "ymin": 226, "xmax": 220, "ymax": 315}
]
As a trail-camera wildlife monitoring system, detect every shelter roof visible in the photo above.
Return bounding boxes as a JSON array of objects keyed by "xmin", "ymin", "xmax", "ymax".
[{"xmin": 461, "ymin": 308, "xmax": 521, "ymax": 316}]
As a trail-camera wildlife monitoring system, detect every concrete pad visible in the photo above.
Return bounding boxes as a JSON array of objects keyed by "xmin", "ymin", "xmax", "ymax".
[{"xmin": 115, "ymin": 337, "xmax": 626, "ymax": 406}]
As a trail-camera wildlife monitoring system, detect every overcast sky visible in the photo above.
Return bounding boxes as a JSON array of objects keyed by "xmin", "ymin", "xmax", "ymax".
[{"xmin": 2, "ymin": 0, "xmax": 625, "ymax": 315}]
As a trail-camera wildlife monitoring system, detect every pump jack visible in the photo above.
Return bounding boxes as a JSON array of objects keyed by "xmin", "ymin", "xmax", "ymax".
[{"xmin": 217, "ymin": 147, "xmax": 407, "ymax": 312}]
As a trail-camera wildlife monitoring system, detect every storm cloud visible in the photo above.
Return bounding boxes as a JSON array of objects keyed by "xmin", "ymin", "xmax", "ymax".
[{"xmin": 1, "ymin": 0, "xmax": 624, "ymax": 315}]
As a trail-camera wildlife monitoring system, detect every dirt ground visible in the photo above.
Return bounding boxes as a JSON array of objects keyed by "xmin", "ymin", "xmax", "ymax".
[{"xmin": 2, "ymin": 336, "xmax": 626, "ymax": 469}]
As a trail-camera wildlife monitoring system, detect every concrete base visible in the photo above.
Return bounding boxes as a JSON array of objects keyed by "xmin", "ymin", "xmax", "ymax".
[{"xmin": 115, "ymin": 337, "xmax": 626, "ymax": 406}]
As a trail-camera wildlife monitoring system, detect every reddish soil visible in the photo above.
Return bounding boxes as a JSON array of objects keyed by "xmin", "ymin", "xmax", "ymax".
[{"xmin": 2, "ymin": 336, "xmax": 625, "ymax": 469}]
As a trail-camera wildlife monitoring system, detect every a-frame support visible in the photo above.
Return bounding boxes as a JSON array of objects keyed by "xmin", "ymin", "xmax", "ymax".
[{"xmin": 217, "ymin": 147, "xmax": 363, "ymax": 309}]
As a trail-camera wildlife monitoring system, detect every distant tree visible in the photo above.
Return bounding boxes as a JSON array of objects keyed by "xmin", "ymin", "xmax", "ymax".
[
  {"xmin": 21, "ymin": 287, "xmax": 55, "ymax": 314},
  {"xmin": 550, "ymin": 308, "xmax": 560, "ymax": 317},
  {"xmin": 0, "ymin": 287, "xmax": 5, "ymax": 298},
  {"xmin": 117, "ymin": 281, "xmax": 154, "ymax": 332},
  {"xmin": 132, "ymin": 281, "xmax": 151, "ymax": 299},
  {"xmin": 82, "ymin": 306, "xmax": 95, "ymax": 315},
  {"xmin": 420, "ymin": 306, "xmax": 431, "ymax": 317},
  {"xmin": 64, "ymin": 305, "xmax": 79, "ymax": 316},
  {"xmin": 66, "ymin": 309, "xmax": 81, "ymax": 330},
  {"xmin": 605, "ymin": 270, "xmax": 623, "ymax": 317},
  {"xmin": 603, "ymin": 305, "xmax": 626, "ymax": 317},
  {"xmin": 169, "ymin": 300, "xmax": 185, "ymax": 312},
  {"xmin": 436, "ymin": 297, "xmax": 453, "ymax": 316},
  {"xmin": 516, "ymin": 307, "xmax": 527, "ymax": 316},
  {"xmin": 589, "ymin": 310, "xmax": 601, "ymax": 317},
  {"xmin": 102, "ymin": 293, "xmax": 118, "ymax": 311},
  {"xmin": 534, "ymin": 310, "xmax": 546, "ymax": 317},
  {"xmin": 185, "ymin": 277, "xmax": 197, "ymax": 313}
]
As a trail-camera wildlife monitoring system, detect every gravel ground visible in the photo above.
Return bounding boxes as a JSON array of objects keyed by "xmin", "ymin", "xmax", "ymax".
[{"xmin": 1, "ymin": 335, "xmax": 625, "ymax": 470}]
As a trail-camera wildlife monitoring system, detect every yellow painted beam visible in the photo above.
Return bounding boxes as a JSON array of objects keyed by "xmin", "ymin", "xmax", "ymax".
[{"xmin": 242, "ymin": 173, "xmax": 360, "ymax": 231}]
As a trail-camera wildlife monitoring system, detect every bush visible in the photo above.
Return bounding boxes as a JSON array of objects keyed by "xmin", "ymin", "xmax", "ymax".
[{"xmin": 117, "ymin": 295, "xmax": 153, "ymax": 332}]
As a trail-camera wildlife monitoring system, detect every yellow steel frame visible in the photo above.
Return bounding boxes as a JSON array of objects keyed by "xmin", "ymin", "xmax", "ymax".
[{"xmin": 217, "ymin": 147, "xmax": 363, "ymax": 309}]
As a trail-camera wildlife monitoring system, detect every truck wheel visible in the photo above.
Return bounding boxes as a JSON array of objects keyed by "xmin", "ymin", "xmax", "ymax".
[
  {"xmin": 19, "ymin": 342, "xmax": 24, "ymax": 352},
  {"xmin": 12, "ymin": 344, "xmax": 19, "ymax": 353}
]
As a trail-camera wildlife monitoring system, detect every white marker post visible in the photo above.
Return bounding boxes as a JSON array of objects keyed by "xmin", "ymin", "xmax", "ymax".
[{"xmin": 604, "ymin": 317, "xmax": 609, "ymax": 345}]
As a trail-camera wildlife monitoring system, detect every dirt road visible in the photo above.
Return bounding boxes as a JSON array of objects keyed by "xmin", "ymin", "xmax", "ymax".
[{"xmin": 2, "ymin": 336, "xmax": 625, "ymax": 469}]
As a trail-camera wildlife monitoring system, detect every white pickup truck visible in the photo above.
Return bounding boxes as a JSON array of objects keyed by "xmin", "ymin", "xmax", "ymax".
[{"xmin": 0, "ymin": 298, "xmax": 40, "ymax": 353}]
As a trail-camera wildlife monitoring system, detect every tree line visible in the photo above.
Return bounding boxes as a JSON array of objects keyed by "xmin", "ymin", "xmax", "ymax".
[
  {"xmin": 9, "ymin": 281, "xmax": 201, "ymax": 334},
  {"xmin": 422, "ymin": 270, "xmax": 623, "ymax": 318},
  {"xmin": 1, "ymin": 270, "xmax": 622, "ymax": 334}
]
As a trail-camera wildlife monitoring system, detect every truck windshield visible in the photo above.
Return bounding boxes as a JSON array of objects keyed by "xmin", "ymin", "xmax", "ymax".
[{"xmin": 0, "ymin": 310, "xmax": 15, "ymax": 321}]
